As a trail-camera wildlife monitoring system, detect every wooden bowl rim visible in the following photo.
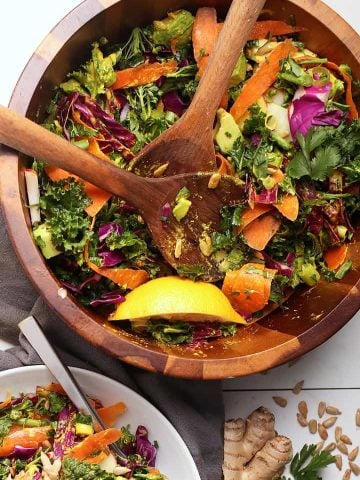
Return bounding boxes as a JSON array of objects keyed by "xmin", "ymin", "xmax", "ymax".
[{"xmin": 1, "ymin": 0, "xmax": 359, "ymax": 379}]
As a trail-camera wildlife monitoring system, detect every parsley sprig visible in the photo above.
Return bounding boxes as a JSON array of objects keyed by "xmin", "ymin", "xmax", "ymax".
[{"xmin": 281, "ymin": 444, "xmax": 336, "ymax": 480}]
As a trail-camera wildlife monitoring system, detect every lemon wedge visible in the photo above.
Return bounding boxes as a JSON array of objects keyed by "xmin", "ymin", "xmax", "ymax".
[{"xmin": 109, "ymin": 276, "xmax": 246, "ymax": 324}]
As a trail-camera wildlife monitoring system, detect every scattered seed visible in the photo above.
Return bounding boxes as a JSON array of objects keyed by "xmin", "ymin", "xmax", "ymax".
[
  {"xmin": 336, "ymin": 455, "xmax": 343, "ymax": 471},
  {"xmin": 272, "ymin": 396, "xmax": 287, "ymax": 408},
  {"xmin": 298, "ymin": 400, "xmax": 308, "ymax": 418},
  {"xmin": 315, "ymin": 441, "xmax": 324, "ymax": 453},
  {"xmin": 318, "ymin": 423, "xmax": 328, "ymax": 440},
  {"xmin": 343, "ymin": 468, "xmax": 351, "ymax": 480},
  {"xmin": 199, "ymin": 233, "xmax": 212, "ymax": 257},
  {"xmin": 153, "ymin": 162, "xmax": 169, "ymax": 177},
  {"xmin": 292, "ymin": 380, "xmax": 304, "ymax": 394},
  {"xmin": 208, "ymin": 172, "xmax": 221, "ymax": 189},
  {"xmin": 318, "ymin": 401, "xmax": 326, "ymax": 418},
  {"xmin": 338, "ymin": 441, "xmax": 349, "ymax": 455},
  {"xmin": 335, "ymin": 426, "xmax": 343, "ymax": 443},
  {"xmin": 174, "ymin": 238, "xmax": 182, "ymax": 258},
  {"xmin": 322, "ymin": 416, "xmax": 337, "ymax": 428},
  {"xmin": 340, "ymin": 434, "xmax": 353, "ymax": 446},
  {"xmin": 309, "ymin": 419, "xmax": 317, "ymax": 434},
  {"xmin": 349, "ymin": 447, "xmax": 359, "ymax": 462},
  {"xmin": 349, "ymin": 462, "xmax": 360, "ymax": 476},
  {"xmin": 326, "ymin": 405, "xmax": 342, "ymax": 415},
  {"xmin": 356, "ymin": 409, "xmax": 360, "ymax": 427},
  {"xmin": 324, "ymin": 442, "xmax": 336, "ymax": 452},
  {"xmin": 297, "ymin": 413, "xmax": 308, "ymax": 427}
]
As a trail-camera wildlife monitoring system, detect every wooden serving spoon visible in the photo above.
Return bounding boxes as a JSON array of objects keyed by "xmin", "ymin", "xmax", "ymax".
[
  {"xmin": 0, "ymin": 105, "xmax": 245, "ymax": 281},
  {"xmin": 131, "ymin": 0, "xmax": 266, "ymax": 177}
]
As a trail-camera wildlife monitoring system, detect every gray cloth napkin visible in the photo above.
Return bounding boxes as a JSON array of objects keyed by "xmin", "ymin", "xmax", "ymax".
[{"xmin": 0, "ymin": 210, "xmax": 224, "ymax": 480}]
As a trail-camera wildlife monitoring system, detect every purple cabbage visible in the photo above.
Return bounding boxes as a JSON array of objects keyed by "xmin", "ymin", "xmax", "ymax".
[
  {"xmin": 162, "ymin": 90, "xmax": 188, "ymax": 117},
  {"xmin": 250, "ymin": 133, "xmax": 262, "ymax": 146},
  {"xmin": 53, "ymin": 406, "xmax": 77, "ymax": 459},
  {"xmin": 98, "ymin": 223, "xmax": 123, "ymax": 242},
  {"xmin": 188, "ymin": 324, "xmax": 223, "ymax": 348},
  {"xmin": 262, "ymin": 251, "xmax": 294, "ymax": 277},
  {"xmin": 289, "ymin": 83, "xmax": 334, "ymax": 138},
  {"xmin": 60, "ymin": 280, "xmax": 82, "ymax": 295},
  {"xmin": 136, "ymin": 426, "xmax": 157, "ymax": 467},
  {"xmin": 286, "ymin": 252, "xmax": 296, "ymax": 266},
  {"xmin": 89, "ymin": 290, "xmax": 125, "ymax": 307},
  {"xmin": 10, "ymin": 446, "xmax": 37, "ymax": 459},
  {"xmin": 79, "ymin": 273, "xmax": 102, "ymax": 290},
  {"xmin": 306, "ymin": 207, "xmax": 324, "ymax": 235},
  {"xmin": 57, "ymin": 92, "xmax": 79, "ymax": 140},
  {"xmin": 312, "ymin": 109, "xmax": 344, "ymax": 127},
  {"xmin": 33, "ymin": 473, "xmax": 41, "ymax": 480},
  {"xmin": 98, "ymin": 250, "xmax": 125, "ymax": 267},
  {"xmin": 256, "ymin": 186, "xmax": 278, "ymax": 204}
]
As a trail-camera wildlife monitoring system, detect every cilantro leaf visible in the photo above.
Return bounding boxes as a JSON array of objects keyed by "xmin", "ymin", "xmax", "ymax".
[
  {"xmin": 281, "ymin": 444, "xmax": 336, "ymax": 480},
  {"xmin": 287, "ymin": 129, "xmax": 342, "ymax": 181}
]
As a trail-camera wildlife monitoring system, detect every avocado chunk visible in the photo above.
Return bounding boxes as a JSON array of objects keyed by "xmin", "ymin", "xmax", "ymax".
[
  {"xmin": 172, "ymin": 197, "xmax": 192, "ymax": 222},
  {"xmin": 33, "ymin": 223, "xmax": 61, "ymax": 259},
  {"xmin": 214, "ymin": 108, "xmax": 242, "ymax": 153},
  {"xmin": 152, "ymin": 10, "xmax": 194, "ymax": 49},
  {"xmin": 75, "ymin": 422, "xmax": 94, "ymax": 436},
  {"xmin": 230, "ymin": 53, "xmax": 247, "ymax": 87}
]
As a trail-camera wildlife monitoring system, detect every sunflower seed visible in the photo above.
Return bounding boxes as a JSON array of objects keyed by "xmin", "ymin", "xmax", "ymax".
[
  {"xmin": 315, "ymin": 441, "xmax": 324, "ymax": 453},
  {"xmin": 318, "ymin": 401, "xmax": 326, "ymax": 418},
  {"xmin": 174, "ymin": 238, "xmax": 182, "ymax": 258},
  {"xmin": 340, "ymin": 434, "xmax": 353, "ymax": 446},
  {"xmin": 343, "ymin": 468, "xmax": 351, "ymax": 480},
  {"xmin": 324, "ymin": 442, "xmax": 336, "ymax": 452},
  {"xmin": 338, "ymin": 441, "xmax": 349, "ymax": 455},
  {"xmin": 323, "ymin": 416, "xmax": 337, "ymax": 428},
  {"xmin": 208, "ymin": 172, "xmax": 221, "ymax": 189},
  {"xmin": 335, "ymin": 426, "xmax": 343, "ymax": 443},
  {"xmin": 318, "ymin": 423, "xmax": 328, "ymax": 440},
  {"xmin": 349, "ymin": 447, "xmax": 359, "ymax": 462},
  {"xmin": 326, "ymin": 405, "xmax": 342, "ymax": 415},
  {"xmin": 272, "ymin": 396, "xmax": 287, "ymax": 408},
  {"xmin": 309, "ymin": 419, "xmax": 317, "ymax": 434},
  {"xmin": 153, "ymin": 162, "xmax": 169, "ymax": 177},
  {"xmin": 356, "ymin": 409, "xmax": 360, "ymax": 427},
  {"xmin": 350, "ymin": 462, "xmax": 360, "ymax": 476},
  {"xmin": 298, "ymin": 400, "xmax": 308, "ymax": 418},
  {"xmin": 335, "ymin": 455, "xmax": 343, "ymax": 471},
  {"xmin": 297, "ymin": 413, "xmax": 308, "ymax": 427},
  {"xmin": 292, "ymin": 380, "xmax": 304, "ymax": 394}
]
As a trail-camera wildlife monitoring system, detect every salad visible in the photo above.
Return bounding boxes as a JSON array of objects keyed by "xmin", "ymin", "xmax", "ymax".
[
  {"xmin": 0, "ymin": 383, "xmax": 166, "ymax": 479},
  {"xmin": 27, "ymin": 8, "xmax": 360, "ymax": 346}
]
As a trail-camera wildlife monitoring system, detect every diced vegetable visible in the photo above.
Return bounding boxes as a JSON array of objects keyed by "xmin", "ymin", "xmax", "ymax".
[{"xmin": 24, "ymin": 169, "xmax": 41, "ymax": 225}]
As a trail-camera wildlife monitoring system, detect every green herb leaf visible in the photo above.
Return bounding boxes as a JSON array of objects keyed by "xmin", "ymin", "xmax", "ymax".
[{"xmin": 281, "ymin": 444, "xmax": 336, "ymax": 480}]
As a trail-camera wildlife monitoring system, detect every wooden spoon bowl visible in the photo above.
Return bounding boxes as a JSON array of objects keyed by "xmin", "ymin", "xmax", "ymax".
[{"xmin": 1, "ymin": 0, "xmax": 359, "ymax": 379}]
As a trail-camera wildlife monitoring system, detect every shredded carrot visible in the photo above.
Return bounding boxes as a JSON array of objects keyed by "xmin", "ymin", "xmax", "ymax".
[
  {"xmin": 0, "ymin": 427, "xmax": 51, "ymax": 457},
  {"xmin": 274, "ymin": 194, "xmax": 299, "ymax": 221},
  {"xmin": 230, "ymin": 40, "xmax": 298, "ymax": 122},
  {"xmin": 324, "ymin": 244, "xmax": 348, "ymax": 270},
  {"xmin": 66, "ymin": 428, "xmax": 121, "ymax": 460},
  {"xmin": 72, "ymin": 110, "xmax": 97, "ymax": 132},
  {"xmin": 84, "ymin": 452, "xmax": 108, "ymax": 464},
  {"xmin": 0, "ymin": 397, "xmax": 12, "ymax": 410},
  {"xmin": 222, "ymin": 262, "xmax": 276, "ymax": 315},
  {"xmin": 40, "ymin": 383, "xmax": 67, "ymax": 395},
  {"xmin": 247, "ymin": 20, "xmax": 305, "ymax": 40},
  {"xmin": 111, "ymin": 60, "xmax": 178, "ymax": 90},
  {"xmin": 216, "ymin": 153, "xmax": 233, "ymax": 175},
  {"xmin": 236, "ymin": 204, "xmax": 273, "ymax": 233},
  {"xmin": 87, "ymin": 261, "xmax": 149, "ymax": 290},
  {"xmin": 325, "ymin": 61, "xmax": 358, "ymax": 121},
  {"xmin": 242, "ymin": 213, "xmax": 281, "ymax": 250},
  {"xmin": 192, "ymin": 7, "xmax": 218, "ymax": 77},
  {"xmin": 97, "ymin": 402, "xmax": 127, "ymax": 428},
  {"xmin": 87, "ymin": 137, "xmax": 112, "ymax": 162}
]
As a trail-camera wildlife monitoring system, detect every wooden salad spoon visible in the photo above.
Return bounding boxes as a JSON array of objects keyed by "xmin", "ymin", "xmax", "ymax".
[
  {"xmin": 0, "ymin": 105, "xmax": 244, "ymax": 281},
  {"xmin": 131, "ymin": 0, "xmax": 267, "ymax": 177}
]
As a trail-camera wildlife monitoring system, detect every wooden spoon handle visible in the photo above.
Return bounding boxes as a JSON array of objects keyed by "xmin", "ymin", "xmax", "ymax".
[
  {"xmin": 0, "ymin": 105, "xmax": 151, "ymax": 206},
  {"xmin": 186, "ymin": 0, "xmax": 266, "ymax": 127}
]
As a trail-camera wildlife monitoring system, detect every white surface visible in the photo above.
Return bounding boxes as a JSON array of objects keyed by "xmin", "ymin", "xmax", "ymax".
[
  {"xmin": 0, "ymin": 365, "xmax": 201, "ymax": 480},
  {"xmin": 0, "ymin": 2, "xmax": 360, "ymax": 479}
]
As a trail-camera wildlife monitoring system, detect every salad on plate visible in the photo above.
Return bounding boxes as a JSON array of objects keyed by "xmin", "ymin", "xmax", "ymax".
[
  {"xmin": 26, "ymin": 8, "xmax": 360, "ymax": 347},
  {"xmin": 0, "ymin": 382, "xmax": 166, "ymax": 479}
]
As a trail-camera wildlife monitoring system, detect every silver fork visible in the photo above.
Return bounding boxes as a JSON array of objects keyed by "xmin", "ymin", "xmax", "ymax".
[{"xmin": 19, "ymin": 315, "xmax": 127, "ymax": 461}]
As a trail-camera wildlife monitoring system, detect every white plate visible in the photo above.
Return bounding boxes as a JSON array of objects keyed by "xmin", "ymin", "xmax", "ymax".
[{"xmin": 0, "ymin": 365, "xmax": 201, "ymax": 480}]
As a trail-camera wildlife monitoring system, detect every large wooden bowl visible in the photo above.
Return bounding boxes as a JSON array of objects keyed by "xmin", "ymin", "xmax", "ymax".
[{"xmin": 1, "ymin": 0, "xmax": 359, "ymax": 379}]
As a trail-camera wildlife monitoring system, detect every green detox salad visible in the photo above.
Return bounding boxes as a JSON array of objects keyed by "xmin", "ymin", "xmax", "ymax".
[
  {"xmin": 0, "ymin": 383, "xmax": 166, "ymax": 479},
  {"xmin": 26, "ymin": 8, "xmax": 360, "ymax": 347}
]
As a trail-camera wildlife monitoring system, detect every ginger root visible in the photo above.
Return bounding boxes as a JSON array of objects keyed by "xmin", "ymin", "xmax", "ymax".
[{"xmin": 223, "ymin": 407, "xmax": 292, "ymax": 480}]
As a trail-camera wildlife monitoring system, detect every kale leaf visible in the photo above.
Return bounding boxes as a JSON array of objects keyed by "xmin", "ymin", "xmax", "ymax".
[{"xmin": 61, "ymin": 457, "xmax": 117, "ymax": 479}]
